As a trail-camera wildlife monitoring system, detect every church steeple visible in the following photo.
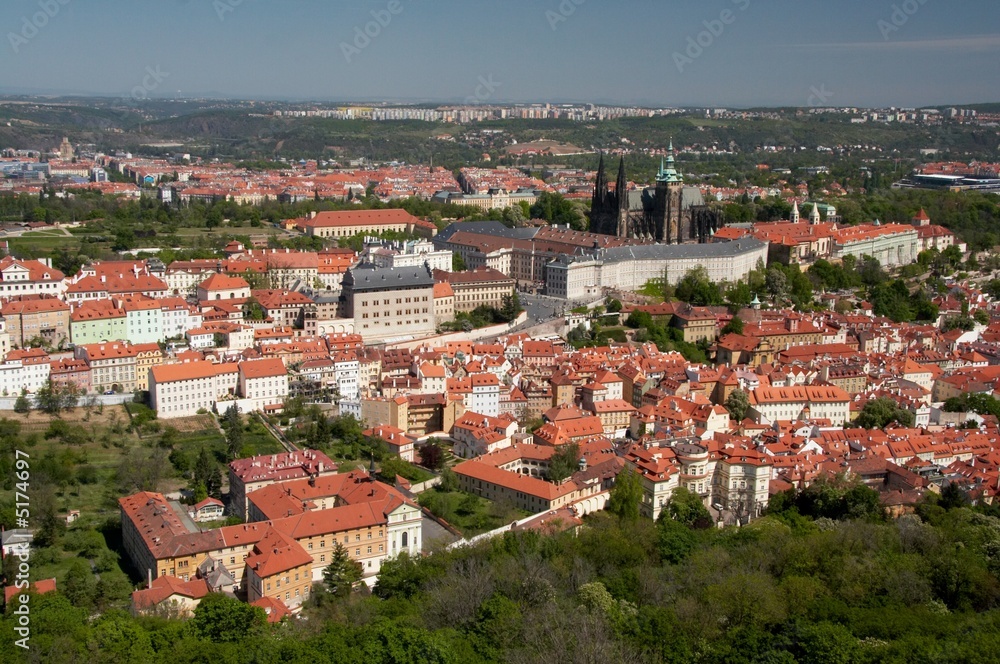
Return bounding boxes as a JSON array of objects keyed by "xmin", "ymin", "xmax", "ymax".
[
  {"xmin": 809, "ymin": 202, "xmax": 821, "ymax": 224},
  {"xmin": 615, "ymin": 157, "xmax": 628, "ymax": 210},
  {"xmin": 658, "ymin": 139, "xmax": 683, "ymax": 184},
  {"xmin": 790, "ymin": 201, "xmax": 800, "ymax": 223},
  {"xmin": 592, "ymin": 153, "xmax": 607, "ymax": 208}
]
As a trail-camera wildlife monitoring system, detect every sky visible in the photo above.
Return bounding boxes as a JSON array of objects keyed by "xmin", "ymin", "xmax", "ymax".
[{"xmin": 0, "ymin": 0, "xmax": 997, "ymax": 108}]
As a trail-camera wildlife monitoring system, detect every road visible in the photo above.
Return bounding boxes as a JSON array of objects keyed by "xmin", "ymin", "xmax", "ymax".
[{"xmin": 510, "ymin": 292, "xmax": 567, "ymax": 332}]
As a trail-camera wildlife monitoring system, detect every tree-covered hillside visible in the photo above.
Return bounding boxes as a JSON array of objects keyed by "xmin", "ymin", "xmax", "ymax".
[{"xmin": 4, "ymin": 479, "xmax": 1000, "ymax": 663}]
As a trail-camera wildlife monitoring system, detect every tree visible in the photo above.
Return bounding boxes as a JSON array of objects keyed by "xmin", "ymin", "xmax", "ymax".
[
  {"xmin": 721, "ymin": 315, "xmax": 744, "ymax": 336},
  {"xmin": 497, "ymin": 293, "xmax": 522, "ymax": 323},
  {"xmin": 13, "ymin": 391, "xmax": 30, "ymax": 415},
  {"xmin": 858, "ymin": 255, "xmax": 887, "ymax": 288},
  {"xmin": 96, "ymin": 570, "xmax": 135, "ymax": 611},
  {"xmin": 438, "ymin": 467, "xmax": 460, "ymax": 492},
  {"xmin": 89, "ymin": 611, "xmax": 155, "ymax": 663},
  {"xmin": 418, "ymin": 441, "xmax": 445, "ymax": 471},
  {"xmin": 854, "ymin": 397, "xmax": 914, "ymax": 429},
  {"xmin": 35, "ymin": 382, "xmax": 63, "ymax": 415},
  {"xmin": 765, "ymin": 266, "xmax": 788, "ymax": 301},
  {"xmin": 675, "ymin": 266, "xmax": 723, "ymax": 306},
  {"xmin": 322, "ymin": 542, "xmax": 363, "ymax": 597},
  {"xmin": 656, "ymin": 515, "xmax": 697, "ymax": 564},
  {"xmin": 63, "ymin": 559, "xmax": 97, "ymax": 610},
  {"xmin": 607, "ymin": 468, "xmax": 642, "ymax": 521},
  {"xmin": 725, "ymin": 389, "xmax": 750, "ymax": 422},
  {"xmin": 452, "ymin": 252, "xmax": 467, "ymax": 272},
  {"xmin": 223, "ymin": 404, "xmax": 243, "ymax": 459},
  {"xmin": 373, "ymin": 551, "xmax": 431, "ymax": 599},
  {"xmin": 189, "ymin": 592, "xmax": 266, "ymax": 643},
  {"xmin": 666, "ymin": 487, "xmax": 712, "ymax": 527},
  {"xmin": 548, "ymin": 443, "xmax": 581, "ymax": 483},
  {"xmin": 939, "ymin": 482, "xmax": 970, "ymax": 510},
  {"xmin": 193, "ymin": 447, "xmax": 223, "ymax": 499},
  {"xmin": 243, "ymin": 295, "xmax": 267, "ymax": 321},
  {"xmin": 378, "ymin": 456, "xmax": 412, "ymax": 483}
]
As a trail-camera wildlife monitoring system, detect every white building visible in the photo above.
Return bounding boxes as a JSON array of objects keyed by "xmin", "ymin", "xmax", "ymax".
[
  {"xmin": 468, "ymin": 373, "xmax": 500, "ymax": 418},
  {"xmin": 0, "ymin": 352, "xmax": 51, "ymax": 396},
  {"xmin": 832, "ymin": 223, "xmax": 919, "ymax": 268},
  {"xmin": 0, "ymin": 257, "xmax": 65, "ymax": 298},
  {"xmin": 368, "ymin": 240, "xmax": 452, "ymax": 274},
  {"xmin": 747, "ymin": 385, "xmax": 851, "ymax": 426},
  {"xmin": 160, "ymin": 299, "xmax": 203, "ymax": 340},
  {"xmin": 238, "ymin": 358, "xmax": 289, "ymax": 413},
  {"xmin": 149, "ymin": 361, "xmax": 238, "ymax": 418},
  {"xmin": 546, "ymin": 238, "xmax": 770, "ymax": 300},
  {"xmin": 332, "ymin": 352, "xmax": 360, "ymax": 401}
]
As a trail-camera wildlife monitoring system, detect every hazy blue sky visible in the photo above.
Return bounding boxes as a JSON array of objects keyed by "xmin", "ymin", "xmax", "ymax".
[{"xmin": 1, "ymin": 0, "xmax": 997, "ymax": 107}]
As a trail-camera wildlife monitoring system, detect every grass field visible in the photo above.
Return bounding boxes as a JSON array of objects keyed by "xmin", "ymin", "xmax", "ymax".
[
  {"xmin": 0, "ymin": 407, "xmax": 283, "ymax": 585},
  {"xmin": 417, "ymin": 488, "xmax": 528, "ymax": 537}
]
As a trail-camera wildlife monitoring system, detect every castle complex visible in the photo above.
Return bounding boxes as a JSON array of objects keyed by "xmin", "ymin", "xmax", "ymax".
[{"xmin": 588, "ymin": 144, "xmax": 725, "ymax": 244}]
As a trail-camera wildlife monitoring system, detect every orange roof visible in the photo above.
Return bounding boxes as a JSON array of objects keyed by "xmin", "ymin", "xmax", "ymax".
[
  {"xmin": 296, "ymin": 209, "xmax": 420, "ymax": 228},
  {"xmin": 131, "ymin": 575, "xmax": 209, "ymax": 611},
  {"xmin": 0, "ymin": 256, "xmax": 64, "ymax": 282},
  {"xmin": 244, "ymin": 528, "xmax": 313, "ymax": 578},
  {"xmin": 1, "ymin": 297, "xmax": 70, "ymax": 315},
  {"xmin": 151, "ymin": 360, "xmax": 235, "ymax": 383},
  {"xmin": 240, "ymin": 358, "xmax": 287, "ymax": 379},
  {"xmin": 433, "ymin": 281, "xmax": 454, "ymax": 298},
  {"xmin": 78, "ymin": 342, "xmax": 138, "ymax": 360},
  {"xmin": 252, "ymin": 596, "xmax": 292, "ymax": 623},
  {"xmin": 749, "ymin": 385, "xmax": 850, "ymax": 405},
  {"xmin": 199, "ymin": 273, "xmax": 250, "ymax": 291},
  {"xmin": 4, "ymin": 577, "xmax": 56, "ymax": 604}
]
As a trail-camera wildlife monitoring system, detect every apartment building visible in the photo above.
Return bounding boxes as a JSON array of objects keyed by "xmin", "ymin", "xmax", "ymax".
[
  {"xmin": 625, "ymin": 438, "xmax": 772, "ymax": 520},
  {"xmin": 75, "ymin": 342, "xmax": 139, "ymax": 393},
  {"xmin": 149, "ymin": 361, "xmax": 236, "ymax": 418},
  {"xmin": 238, "ymin": 358, "xmax": 289, "ymax": 412},
  {"xmin": 229, "ymin": 450, "xmax": 337, "ymax": 521},
  {"xmin": 119, "ymin": 470, "xmax": 421, "ymax": 594},
  {"xmin": 2, "ymin": 297, "xmax": 71, "ymax": 348},
  {"xmin": 0, "ymin": 257, "xmax": 65, "ymax": 298},
  {"xmin": 0, "ymin": 348, "xmax": 51, "ymax": 395},
  {"xmin": 295, "ymin": 209, "xmax": 436, "ymax": 240},
  {"xmin": 70, "ymin": 300, "xmax": 128, "ymax": 345},
  {"xmin": 243, "ymin": 528, "xmax": 313, "ymax": 609},
  {"xmin": 340, "ymin": 265, "xmax": 438, "ymax": 343},
  {"xmin": 432, "ymin": 267, "xmax": 515, "ymax": 313},
  {"xmin": 747, "ymin": 385, "xmax": 851, "ymax": 426}
]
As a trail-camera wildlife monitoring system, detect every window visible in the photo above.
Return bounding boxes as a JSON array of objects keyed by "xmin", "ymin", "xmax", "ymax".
[{"xmin": 401, "ymin": 531, "xmax": 408, "ymax": 548}]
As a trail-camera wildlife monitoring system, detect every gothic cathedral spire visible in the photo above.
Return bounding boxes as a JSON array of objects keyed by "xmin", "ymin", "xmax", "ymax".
[{"xmin": 615, "ymin": 157, "xmax": 629, "ymax": 238}]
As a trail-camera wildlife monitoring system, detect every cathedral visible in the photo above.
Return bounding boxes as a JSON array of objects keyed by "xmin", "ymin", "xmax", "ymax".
[{"xmin": 589, "ymin": 145, "xmax": 724, "ymax": 244}]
